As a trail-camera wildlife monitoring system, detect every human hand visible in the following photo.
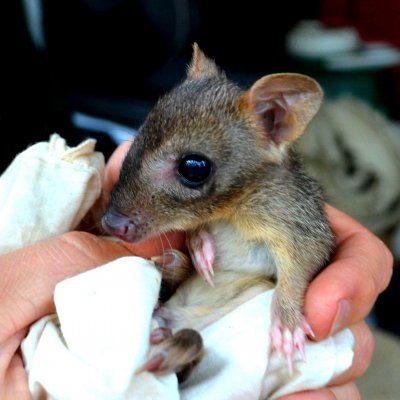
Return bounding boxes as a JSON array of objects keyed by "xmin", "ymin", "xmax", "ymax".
[{"xmin": 279, "ymin": 204, "xmax": 393, "ymax": 399}]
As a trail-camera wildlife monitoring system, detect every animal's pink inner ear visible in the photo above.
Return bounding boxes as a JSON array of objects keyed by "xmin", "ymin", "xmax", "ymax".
[
  {"xmin": 243, "ymin": 73, "xmax": 323, "ymax": 145},
  {"xmin": 253, "ymin": 93, "xmax": 293, "ymax": 143}
]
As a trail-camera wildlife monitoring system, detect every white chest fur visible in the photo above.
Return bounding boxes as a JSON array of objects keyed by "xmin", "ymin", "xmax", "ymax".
[{"xmin": 209, "ymin": 221, "xmax": 277, "ymax": 279}]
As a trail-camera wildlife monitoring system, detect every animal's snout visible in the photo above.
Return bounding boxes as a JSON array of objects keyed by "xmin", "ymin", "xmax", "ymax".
[{"xmin": 102, "ymin": 208, "xmax": 136, "ymax": 241}]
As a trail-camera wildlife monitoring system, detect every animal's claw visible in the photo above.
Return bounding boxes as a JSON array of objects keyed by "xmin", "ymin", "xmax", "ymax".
[
  {"xmin": 187, "ymin": 228, "xmax": 216, "ymax": 286},
  {"xmin": 270, "ymin": 315, "xmax": 313, "ymax": 373}
]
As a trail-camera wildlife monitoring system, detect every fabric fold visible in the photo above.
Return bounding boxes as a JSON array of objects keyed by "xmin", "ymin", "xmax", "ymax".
[{"xmin": 0, "ymin": 133, "xmax": 105, "ymax": 254}]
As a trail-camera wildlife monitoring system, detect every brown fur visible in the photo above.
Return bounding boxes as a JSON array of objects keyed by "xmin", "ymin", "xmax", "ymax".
[{"xmin": 104, "ymin": 44, "xmax": 335, "ymax": 377}]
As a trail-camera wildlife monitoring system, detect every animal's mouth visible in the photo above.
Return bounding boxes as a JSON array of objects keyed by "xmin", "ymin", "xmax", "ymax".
[{"xmin": 101, "ymin": 207, "xmax": 145, "ymax": 243}]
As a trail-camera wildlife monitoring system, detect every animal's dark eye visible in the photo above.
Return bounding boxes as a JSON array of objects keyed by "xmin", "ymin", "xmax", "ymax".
[{"xmin": 177, "ymin": 154, "xmax": 212, "ymax": 188}]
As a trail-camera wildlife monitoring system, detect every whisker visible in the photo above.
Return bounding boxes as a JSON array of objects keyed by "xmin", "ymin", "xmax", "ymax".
[
  {"xmin": 162, "ymin": 232, "xmax": 173, "ymax": 253},
  {"xmin": 158, "ymin": 233, "xmax": 166, "ymax": 269},
  {"xmin": 161, "ymin": 232, "xmax": 176, "ymax": 280}
]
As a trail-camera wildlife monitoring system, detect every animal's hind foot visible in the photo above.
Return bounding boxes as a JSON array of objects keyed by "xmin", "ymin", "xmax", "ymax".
[
  {"xmin": 270, "ymin": 314, "xmax": 314, "ymax": 374},
  {"xmin": 137, "ymin": 328, "xmax": 204, "ymax": 382}
]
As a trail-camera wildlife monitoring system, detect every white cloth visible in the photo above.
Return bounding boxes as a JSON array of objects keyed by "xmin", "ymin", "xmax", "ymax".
[
  {"xmin": 0, "ymin": 134, "xmax": 354, "ymax": 399},
  {"xmin": 0, "ymin": 133, "xmax": 104, "ymax": 253}
]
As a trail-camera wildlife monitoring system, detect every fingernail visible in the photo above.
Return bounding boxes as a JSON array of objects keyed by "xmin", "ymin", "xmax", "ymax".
[{"xmin": 331, "ymin": 299, "xmax": 351, "ymax": 335}]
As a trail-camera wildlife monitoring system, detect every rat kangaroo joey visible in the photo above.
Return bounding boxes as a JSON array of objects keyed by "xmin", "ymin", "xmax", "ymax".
[{"xmin": 102, "ymin": 44, "xmax": 334, "ymax": 379}]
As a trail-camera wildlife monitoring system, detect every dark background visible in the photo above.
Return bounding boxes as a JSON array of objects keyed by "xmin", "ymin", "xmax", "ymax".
[
  {"xmin": 0, "ymin": 0, "xmax": 341, "ymax": 168},
  {"xmin": 1, "ymin": 0, "xmax": 400, "ymax": 336},
  {"xmin": 2, "ymin": 0, "xmax": 400, "ymax": 164}
]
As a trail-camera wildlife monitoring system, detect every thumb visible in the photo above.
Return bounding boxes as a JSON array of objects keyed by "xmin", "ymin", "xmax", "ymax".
[{"xmin": 102, "ymin": 140, "xmax": 132, "ymax": 205}]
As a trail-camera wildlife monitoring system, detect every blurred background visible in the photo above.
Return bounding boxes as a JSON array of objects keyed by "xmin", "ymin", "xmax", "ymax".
[{"xmin": 1, "ymin": 1, "xmax": 400, "ymax": 396}]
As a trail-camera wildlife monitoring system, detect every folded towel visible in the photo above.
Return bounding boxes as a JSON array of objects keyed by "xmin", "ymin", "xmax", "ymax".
[
  {"xmin": 0, "ymin": 133, "xmax": 104, "ymax": 254},
  {"xmin": 0, "ymin": 134, "xmax": 353, "ymax": 399}
]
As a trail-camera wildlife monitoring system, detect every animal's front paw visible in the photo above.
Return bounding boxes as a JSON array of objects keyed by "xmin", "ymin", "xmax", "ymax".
[
  {"xmin": 187, "ymin": 228, "xmax": 216, "ymax": 286},
  {"xmin": 270, "ymin": 314, "xmax": 314, "ymax": 374}
]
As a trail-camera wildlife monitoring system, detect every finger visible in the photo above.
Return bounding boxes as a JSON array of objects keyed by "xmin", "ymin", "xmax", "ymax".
[
  {"xmin": 0, "ymin": 330, "xmax": 27, "ymax": 375},
  {"xmin": 0, "ymin": 330, "xmax": 30, "ymax": 398},
  {"xmin": 121, "ymin": 231, "xmax": 186, "ymax": 259},
  {"xmin": 305, "ymin": 205, "xmax": 393, "ymax": 339},
  {"xmin": 2, "ymin": 352, "xmax": 31, "ymax": 399},
  {"xmin": 102, "ymin": 139, "xmax": 132, "ymax": 203},
  {"xmin": 329, "ymin": 321, "xmax": 374, "ymax": 387},
  {"xmin": 278, "ymin": 383, "xmax": 360, "ymax": 400},
  {"xmin": 329, "ymin": 383, "xmax": 361, "ymax": 400},
  {"xmin": 79, "ymin": 140, "xmax": 133, "ymax": 234},
  {"xmin": 278, "ymin": 388, "xmax": 337, "ymax": 400}
]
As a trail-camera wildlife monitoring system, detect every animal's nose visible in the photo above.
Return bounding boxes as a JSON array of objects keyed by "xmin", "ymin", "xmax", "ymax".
[{"xmin": 102, "ymin": 208, "xmax": 134, "ymax": 240}]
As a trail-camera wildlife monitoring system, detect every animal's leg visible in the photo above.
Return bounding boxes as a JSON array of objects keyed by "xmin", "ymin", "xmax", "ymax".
[{"xmin": 269, "ymin": 277, "xmax": 315, "ymax": 373}]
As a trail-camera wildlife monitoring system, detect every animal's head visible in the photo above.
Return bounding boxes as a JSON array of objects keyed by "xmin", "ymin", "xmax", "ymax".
[{"xmin": 102, "ymin": 44, "xmax": 323, "ymax": 242}]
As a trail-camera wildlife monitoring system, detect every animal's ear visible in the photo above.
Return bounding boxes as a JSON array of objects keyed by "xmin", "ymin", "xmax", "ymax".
[
  {"xmin": 186, "ymin": 43, "xmax": 222, "ymax": 79},
  {"xmin": 241, "ymin": 73, "xmax": 323, "ymax": 144}
]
